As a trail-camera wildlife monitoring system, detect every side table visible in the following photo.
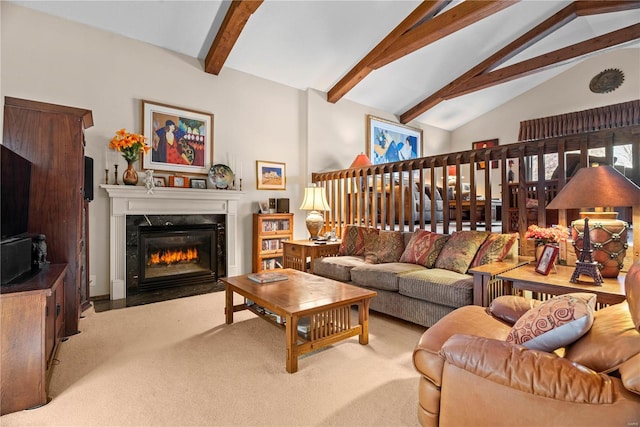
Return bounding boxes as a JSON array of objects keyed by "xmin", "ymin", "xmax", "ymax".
[
  {"xmin": 282, "ymin": 240, "xmax": 341, "ymax": 273},
  {"xmin": 496, "ymin": 263, "xmax": 626, "ymax": 309}
]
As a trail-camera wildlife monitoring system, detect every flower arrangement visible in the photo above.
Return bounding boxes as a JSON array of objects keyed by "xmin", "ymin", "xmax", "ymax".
[
  {"xmin": 109, "ymin": 129, "xmax": 150, "ymax": 163},
  {"xmin": 524, "ymin": 224, "xmax": 569, "ymax": 245}
]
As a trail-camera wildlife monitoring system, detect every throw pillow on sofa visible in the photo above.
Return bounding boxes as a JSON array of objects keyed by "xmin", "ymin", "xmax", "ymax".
[
  {"xmin": 338, "ymin": 225, "xmax": 377, "ymax": 256},
  {"xmin": 434, "ymin": 230, "xmax": 489, "ymax": 274},
  {"xmin": 506, "ymin": 293, "xmax": 596, "ymax": 352},
  {"xmin": 470, "ymin": 233, "xmax": 518, "ymax": 268},
  {"xmin": 364, "ymin": 230, "xmax": 405, "ymax": 264},
  {"xmin": 399, "ymin": 230, "xmax": 449, "ymax": 268}
]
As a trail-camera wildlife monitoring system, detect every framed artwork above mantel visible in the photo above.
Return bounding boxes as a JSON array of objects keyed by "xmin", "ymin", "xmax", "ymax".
[{"xmin": 141, "ymin": 100, "xmax": 213, "ymax": 175}]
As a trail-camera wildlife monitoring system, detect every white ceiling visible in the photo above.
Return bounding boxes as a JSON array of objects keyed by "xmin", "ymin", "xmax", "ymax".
[{"xmin": 9, "ymin": 0, "xmax": 640, "ymax": 130}]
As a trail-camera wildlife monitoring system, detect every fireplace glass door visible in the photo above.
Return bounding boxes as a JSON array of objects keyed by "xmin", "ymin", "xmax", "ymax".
[{"xmin": 138, "ymin": 224, "xmax": 217, "ymax": 290}]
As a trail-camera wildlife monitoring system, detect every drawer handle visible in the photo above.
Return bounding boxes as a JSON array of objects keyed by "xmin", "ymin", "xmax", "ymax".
[{"xmin": 56, "ymin": 303, "xmax": 62, "ymax": 317}]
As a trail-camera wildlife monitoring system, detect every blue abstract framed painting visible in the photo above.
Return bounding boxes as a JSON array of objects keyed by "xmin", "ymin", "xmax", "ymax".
[
  {"xmin": 256, "ymin": 160, "xmax": 286, "ymax": 190},
  {"xmin": 366, "ymin": 115, "xmax": 422, "ymax": 165}
]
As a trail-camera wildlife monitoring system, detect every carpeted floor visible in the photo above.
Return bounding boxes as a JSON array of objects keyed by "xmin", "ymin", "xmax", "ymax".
[{"xmin": 1, "ymin": 290, "xmax": 426, "ymax": 426}]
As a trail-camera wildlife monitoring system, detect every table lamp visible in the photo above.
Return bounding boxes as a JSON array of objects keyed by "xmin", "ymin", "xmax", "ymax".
[
  {"xmin": 350, "ymin": 152, "xmax": 372, "ymax": 168},
  {"xmin": 547, "ymin": 164, "xmax": 640, "ymax": 283},
  {"xmin": 299, "ymin": 184, "xmax": 331, "ymax": 240}
]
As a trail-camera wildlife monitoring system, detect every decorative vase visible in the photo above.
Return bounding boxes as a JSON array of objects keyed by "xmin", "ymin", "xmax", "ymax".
[
  {"xmin": 571, "ymin": 212, "xmax": 628, "ymax": 278},
  {"xmin": 123, "ymin": 160, "xmax": 138, "ymax": 186}
]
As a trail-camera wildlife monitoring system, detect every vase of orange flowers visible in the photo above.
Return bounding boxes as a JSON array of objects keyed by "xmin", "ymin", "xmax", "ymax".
[
  {"xmin": 109, "ymin": 128, "xmax": 150, "ymax": 185},
  {"xmin": 524, "ymin": 224, "xmax": 569, "ymax": 261}
]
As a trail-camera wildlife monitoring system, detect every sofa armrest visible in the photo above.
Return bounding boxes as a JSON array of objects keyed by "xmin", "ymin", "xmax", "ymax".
[
  {"xmin": 468, "ymin": 258, "xmax": 530, "ymax": 306},
  {"xmin": 441, "ymin": 334, "xmax": 613, "ymax": 404}
]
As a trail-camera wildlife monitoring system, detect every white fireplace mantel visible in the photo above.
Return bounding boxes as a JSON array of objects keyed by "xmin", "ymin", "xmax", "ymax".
[{"xmin": 101, "ymin": 185, "xmax": 243, "ymax": 300}]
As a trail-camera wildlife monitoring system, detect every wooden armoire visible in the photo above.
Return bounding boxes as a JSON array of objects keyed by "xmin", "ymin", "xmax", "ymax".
[{"xmin": 3, "ymin": 97, "xmax": 93, "ymax": 336}]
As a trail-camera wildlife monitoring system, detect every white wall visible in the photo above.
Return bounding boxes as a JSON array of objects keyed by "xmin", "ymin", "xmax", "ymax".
[
  {"xmin": 451, "ymin": 47, "xmax": 640, "ymax": 149},
  {"xmin": 2, "ymin": 3, "xmax": 450, "ymax": 297}
]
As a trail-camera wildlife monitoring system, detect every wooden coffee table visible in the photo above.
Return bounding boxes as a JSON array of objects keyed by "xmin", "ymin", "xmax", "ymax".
[{"xmin": 222, "ymin": 269, "xmax": 377, "ymax": 373}]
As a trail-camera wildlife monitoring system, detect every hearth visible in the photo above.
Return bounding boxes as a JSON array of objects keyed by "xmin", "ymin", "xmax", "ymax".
[{"xmin": 126, "ymin": 214, "xmax": 226, "ymax": 295}]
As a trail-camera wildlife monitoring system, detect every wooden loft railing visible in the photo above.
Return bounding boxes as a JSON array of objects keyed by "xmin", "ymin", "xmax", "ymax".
[{"xmin": 311, "ymin": 125, "xmax": 640, "ymax": 250}]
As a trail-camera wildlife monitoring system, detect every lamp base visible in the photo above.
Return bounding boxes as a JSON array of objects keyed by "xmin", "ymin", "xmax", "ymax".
[
  {"xmin": 571, "ymin": 212, "xmax": 628, "ymax": 278},
  {"xmin": 305, "ymin": 210, "xmax": 324, "ymax": 240}
]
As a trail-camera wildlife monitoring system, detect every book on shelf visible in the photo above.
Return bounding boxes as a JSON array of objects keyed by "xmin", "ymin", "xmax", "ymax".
[{"xmin": 248, "ymin": 272, "xmax": 289, "ymax": 284}]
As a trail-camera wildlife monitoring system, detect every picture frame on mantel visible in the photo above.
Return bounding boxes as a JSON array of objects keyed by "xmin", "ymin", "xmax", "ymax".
[
  {"xmin": 141, "ymin": 100, "xmax": 213, "ymax": 175},
  {"xmin": 366, "ymin": 115, "xmax": 422, "ymax": 165}
]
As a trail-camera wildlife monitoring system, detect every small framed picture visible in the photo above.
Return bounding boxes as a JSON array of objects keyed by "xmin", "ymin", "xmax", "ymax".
[
  {"xmin": 153, "ymin": 177, "xmax": 166, "ymax": 187},
  {"xmin": 169, "ymin": 175, "xmax": 190, "ymax": 188},
  {"xmin": 256, "ymin": 160, "xmax": 286, "ymax": 190},
  {"xmin": 190, "ymin": 178, "xmax": 207, "ymax": 189},
  {"xmin": 258, "ymin": 201, "xmax": 269, "ymax": 213},
  {"xmin": 535, "ymin": 244, "xmax": 559, "ymax": 275}
]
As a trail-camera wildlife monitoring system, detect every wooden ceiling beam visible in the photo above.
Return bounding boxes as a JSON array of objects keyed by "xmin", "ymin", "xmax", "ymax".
[
  {"xmin": 574, "ymin": 0, "xmax": 640, "ymax": 16},
  {"xmin": 327, "ymin": 1, "xmax": 450, "ymax": 104},
  {"xmin": 444, "ymin": 23, "xmax": 640, "ymax": 100},
  {"xmin": 204, "ymin": 0, "xmax": 263, "ymax": 75},
  {"xmin": 369, "ymin": 0, "xmax": 518, "ymax": 70},
  {"xmin": 400, "ymin": 3, "xmax": 578, "ymax": 124}
]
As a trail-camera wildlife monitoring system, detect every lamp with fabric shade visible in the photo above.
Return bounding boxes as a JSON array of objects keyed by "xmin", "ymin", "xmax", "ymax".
[
  {"xmin": 299, "ymin": 184, "xmax": 331, "ymax": 240},
  {"xmin": 547, "ymin": 164, "xmax": 640, "ymax": 281},
  {"xmin": 350, "ymin": 152, "xmax": 372, "ymax": 169}
]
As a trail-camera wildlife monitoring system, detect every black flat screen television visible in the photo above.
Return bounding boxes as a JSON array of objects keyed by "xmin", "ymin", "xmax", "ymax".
[{"xmin": 1, "ymin": 145, "xmax": 32, "ymax": 241}]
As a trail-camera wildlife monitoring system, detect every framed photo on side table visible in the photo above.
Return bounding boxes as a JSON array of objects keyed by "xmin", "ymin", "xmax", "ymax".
[{"xmin": 535, "ymin": 244, "xmax": 559, "ymax": 275}]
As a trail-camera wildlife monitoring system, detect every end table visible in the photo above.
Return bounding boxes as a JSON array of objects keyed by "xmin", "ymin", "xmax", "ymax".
[{"xmin": 282, "ymin": 240, "xmax": 340, "ymax": 273}]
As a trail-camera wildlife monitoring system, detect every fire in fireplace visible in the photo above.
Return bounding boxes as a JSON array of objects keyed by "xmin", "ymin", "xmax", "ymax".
[{"xmin": 138, "ymin": 224, "xmax": 217, "ymax": 291}]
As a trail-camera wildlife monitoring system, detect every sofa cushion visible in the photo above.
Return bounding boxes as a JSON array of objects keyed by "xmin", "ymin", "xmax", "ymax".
[
  {"xmin": 506, "ymin": 293, "xmax": 596, "ymax": 352},
  {"xmin": 338, "ymin": 225, "xmax": 377, "ymax": 256},
  {"xmin": 399, "ymin": 230, "xmax": 449, "ymax": 268},
  {"xmin": 313, "ymin": 255, "xmax": 365, "ymax": 282},
  {"xmin": 397, "ymin": 268, "xmax": 474, "ymax": 308},
  {"xmin": 564, "ymin": 301, "xmax": 640, "ymax": 373},
  {"xmin": 435, "ymin": 231, "xmax": 490, "ymax": 274},
  {"xmin": 350, "ymin": 262, "xmax": 425, "ymax": 292},
  {"xmin": 364, "ymin": 230, "xmax": 405, "ymax": 264},
  {"xmin": 470, "ymin": 233, "xmax": 519, "ymax": 268}
]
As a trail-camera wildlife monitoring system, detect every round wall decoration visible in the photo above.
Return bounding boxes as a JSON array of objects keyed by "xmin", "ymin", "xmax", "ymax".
[{"xmin": 589, "ymin": 68, "xmax": 624, "ymax": 94}]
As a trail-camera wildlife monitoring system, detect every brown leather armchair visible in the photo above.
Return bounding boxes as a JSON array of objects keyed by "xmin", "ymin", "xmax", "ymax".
[{"xmin": 413, "ymin": 261, "xmax": 640, "ymax": 427}]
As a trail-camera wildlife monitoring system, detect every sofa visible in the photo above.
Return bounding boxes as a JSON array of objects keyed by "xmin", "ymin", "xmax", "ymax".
[
  {"xmin": 313, "ymin": 225, "xmax": 518, "ymax": 328},
  {"xmin": 412, "ymin": 261, "xmax": 640, "ymax": 427}
]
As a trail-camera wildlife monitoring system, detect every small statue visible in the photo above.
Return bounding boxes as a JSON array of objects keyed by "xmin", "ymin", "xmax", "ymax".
[
  {"xmin": 144, "ymin": 169, "xmax": 155, "ymax": 194},
  {"xmin": 32, "ymin": 234, "xmax": 49, "ymax": 269}
]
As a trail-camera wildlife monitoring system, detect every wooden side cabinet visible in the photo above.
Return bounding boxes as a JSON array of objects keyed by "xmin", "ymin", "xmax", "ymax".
[
  {"xmin": 1, "ymin": 264, "xmax": 67, "ymax": 415},
  {"xmin": 252, "ymin": 213, "xmax": 293, "ymax": 273}
]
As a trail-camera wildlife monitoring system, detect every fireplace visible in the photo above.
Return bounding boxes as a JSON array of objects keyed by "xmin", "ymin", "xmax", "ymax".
[
  {"xmin": 138, "ymin": 224, "xmax": 217, "ymax": 291},
  {"xmin": 102, "ymin": 185, "xmax": 241, "ymax": 300},
  {"xmin": 125, "ymin": 214, "xmax": 225, "ymax": 295}
]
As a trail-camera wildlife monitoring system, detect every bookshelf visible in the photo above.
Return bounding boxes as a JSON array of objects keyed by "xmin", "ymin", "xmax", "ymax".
[{"xmin": 252, "ymin": 213, "xmax": 293, "ymax": 273}]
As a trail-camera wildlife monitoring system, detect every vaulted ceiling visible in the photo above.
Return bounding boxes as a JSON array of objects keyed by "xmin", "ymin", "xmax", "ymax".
[{"xmin": 10, "ymin": 0, "xmax": 640, "ymax": 130}]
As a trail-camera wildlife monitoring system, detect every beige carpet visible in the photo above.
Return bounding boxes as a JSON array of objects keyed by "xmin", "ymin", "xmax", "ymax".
[{"xmin": 1, "ymin": 291, "xmax": 426, "ymax": 426}]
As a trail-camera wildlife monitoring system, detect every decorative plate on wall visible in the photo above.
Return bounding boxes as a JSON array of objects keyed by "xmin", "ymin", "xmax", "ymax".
[
  {"xmin": 589, "ymin": 68, "xmax": 624, "ymax": 94},
  {"xmin": 208, "ymin": 164, "xmax": 234, "ymax": 189}
]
